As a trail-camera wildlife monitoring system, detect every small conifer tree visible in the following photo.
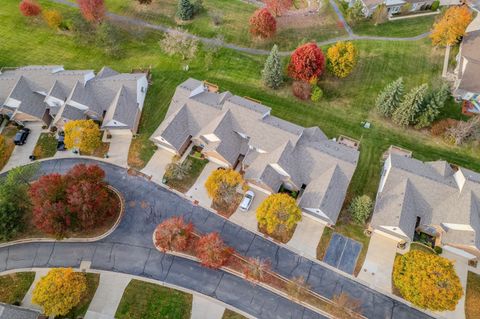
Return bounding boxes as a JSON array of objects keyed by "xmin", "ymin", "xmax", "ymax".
[
  {"xmin": 415, "ymin": 84, "xmax": 449, "ymax": 129},
  {"xmin": 262, "ymin": 44, "xmax": 283, "ymax": 89},
  {"xmin": 392, "ymin": 84, "xmax": 428, "ymax": 127},
  {"xmin": 376, "ymin": 77, "xmax": 404, "ymax": 118},
  {"xmin": 177, "ymin": 0, "xmax": 194, "ymax": 21}
]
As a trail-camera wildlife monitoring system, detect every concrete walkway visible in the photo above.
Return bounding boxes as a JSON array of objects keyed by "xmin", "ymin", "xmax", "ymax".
[
  {"xmin": 185, "ymin": 161, "xmax": 220, "ymax": 207},
  {"xmin": 1, "ymin": 123, "xmax": 43, "ymax": 173},
  {"xmin": 104, "ymin": 133, "xmax": 132, "ymax": 168},
  {"xmin": 21, "ymin": 268, "xmax": 49, "ymax": 311},
  {"xmin": 440, "ymin": 247, "xmax": 469, "ymax": 319},
  {"xmin": 85, "ymin": 272, "xmax": 131, "ymax": 319},
  {"xmin": 141, "ymin": 148, "xmax": 174, "ymax": 184},
  {"xmin": 191, "ymin": 295, "xmax": 225, "ymax": 319},
  {"xmin": 287, "ymin": 216, "xmax": 325, "ymax": 259}
]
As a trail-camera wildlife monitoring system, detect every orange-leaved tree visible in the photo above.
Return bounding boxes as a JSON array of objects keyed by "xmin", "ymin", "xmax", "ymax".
[
  {"xmin": 77, "ymin": 0, "xmax": 105, "ymax": 24},
  {"xmin": 205, "ymin": 168, "xmax": 244, "ymax": 205},
  {"xmin": 393, "ymin": 250, "xmax": 463, "ymax": 311},
  {"xmin": 19, "ymin": 0, "xmax": 42, "ymax": 17},
  {"xmin": 32, "ymin": 268, "xmax": 87, "ymax": 317},
  {"xmin": 154, "ymin": 217, "xmax": 194, "ymax": 252},
  {"xmin": 195, "ymin": 232, "xmax": 233, "ymax": 269},
  {"xmin": 265, "ymin": 0, "xmax": 293, "ymax": 17},
  {"xmin": 250, "ymin": 8, "xmax": 277, "ymax": 39},
  {"xmin": 256, "ymin": 193, "xmax": 302, "ymax": 236},
  {"xmin": 430, "ymin": 5, "xmax": 473, "ymax": 46},
  {"xmin": 288, "ymin": 43, "xmax": 326, "ymax": 82},
  {"xmin": 327, "ymin": 41, "xmax": 358, "ymax": 78}
]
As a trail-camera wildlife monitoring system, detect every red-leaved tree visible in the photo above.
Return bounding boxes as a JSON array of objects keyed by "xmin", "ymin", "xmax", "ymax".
[
  {"xmin": 196, "ymin": 233, "xmax": 233, "ymax": 269},
  {"xmin": 249, "ymin": 8, "xmax": 277, "ymax": 39},
  {"xmin": 288, "ymin": 43, "xmax": 326, "ymax": 82},
  {"xmin": 265, "ymin": 0, "xmax": 292, "ymax": 17},
  {"xmin": 77, "ymin": 0, "xmax": 105, "ymax": 24},
  {"xmin": 154, "ymin": 217, "xmax": 194, "ymax": 252},
  {"xmin": 19, "ymin": 0, "xmax": 42, "ymax": 17}
]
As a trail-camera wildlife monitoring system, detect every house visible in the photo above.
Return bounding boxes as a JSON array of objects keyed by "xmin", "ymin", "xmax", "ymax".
[
  {"xmin": 151, "ymin": 79, "xmax": 360, "ymax": 225},
  {"xmin": 453, "ymin": 14, "xmax": 480, "ymax": 114},
  {"xmin": 351, "ymin": 0, "xmax": 435, "ymax": 16},
  {"xmin": 370, "ymin": 153, "xmax": 480, "ymax": 258},
  {"xmin": 0, "ymin": 65, "xmax": 149, "ymax": 135},
  {"xmin": 0, "ymin": 303, "xmax": 43, "ymax": 319}
]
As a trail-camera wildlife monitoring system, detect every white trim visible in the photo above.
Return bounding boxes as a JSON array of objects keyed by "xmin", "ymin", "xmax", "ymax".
[{"xmin": 246, "ymin": 182, "xmax": 272, "ymax": 195}]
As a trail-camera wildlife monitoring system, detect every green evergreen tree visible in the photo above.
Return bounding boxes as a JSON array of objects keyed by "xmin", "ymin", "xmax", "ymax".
[
  {"xmin": 262, "ymin": 44, "xmax": 283, "ymax": 89},
  {"xmin": 392, "ymin": 83, "xmax": 428, "ymax": 127},
  {"xmin": 376, "ymin": 77, "xmax": 404, "ymax": 118},
  {"xmin": 177, "ymin": 0, "xmax": 194, "ymax": 21},
  {"xmin": 415, "ymin": 84, "xmax": 449, "ymax": 129}
]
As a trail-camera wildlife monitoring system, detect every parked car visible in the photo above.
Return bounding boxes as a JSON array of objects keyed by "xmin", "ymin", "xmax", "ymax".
[
  {"xmin": 13, "ymin": 128, "xmax": 30, "ymax": 145},
  {"xmin": 57, "ymin": 132, "xmax": 66, "ymax": 151},
  {"xmin": 239, "ymin": 190, "xmax": 255, "ymax": 211}
]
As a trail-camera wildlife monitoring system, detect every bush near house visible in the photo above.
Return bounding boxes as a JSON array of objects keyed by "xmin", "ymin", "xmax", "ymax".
[
  {"xmin": 348, "ymin": 195, "xmax": 373, "ymax": 224},
  {"xmin": 393, "ymin": 250, "xmax": 463, "ymax": 311},
  {"xmin": 205, "ymin": 168, "xmax": 244, "ymax": 217}
]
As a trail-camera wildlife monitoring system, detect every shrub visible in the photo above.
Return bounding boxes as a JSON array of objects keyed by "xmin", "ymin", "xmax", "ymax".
[
  {"xmin": 43, "ymin": 9, "xmax": 62, "ymax": 29},
  {"xmin": 19, "ymin": 0, "xmax": 41, "ymax": 17},
  {"xmin": 160, "ymin": 29, "xmax": 199, "ymax": 61},
  {"xmin": 431, "ymin": 0, "xmax": 439, "ymax": 11},
  {"xmin": 164, "ymin": 156, "xmax": 192, "ymax": 181},
  {"xmin": 256, "ymin": 193, "xmax": 302, "ymax": 236},
  {"xmin": 249, "ymin": 8, "xmax": 277, "ymax": 39},
  {"xmin": 327, "ymin": 41, "xmax": 358, "ymax": 78},
  {"xmin": 393, "ymin": 250, "xmax": 463, "ymax": 311},
  {"xmin": 205, "ymin": 169, "xmax": 244, "ymax": 205},
  {"xmin": 311, "ymin": 85, "xmax": 323, "ymax": 102},
  {"xmin": 434, "ymin": 246, "xmax": 443, "ymax": 255},
  {"xmin": 137, "ymin": 0, "xmax": 152, "ymax": 4},
  {"xmin": 78, "ymin": 0, "xmax": 105, "ymax": 24},
  {"xmin": 242, "ymin": 257, "xmax": 271, "ymax": 283},
  {"xmin": 95, "ymin": 22, "xmax": 122, "ymax": 58},
  {"xmin": 292, "ymin": 81, "xmax": 311, "ymax": 100},
  {"xmin": 286, "ymin": 276, "xmax": 310, "ymax": 300},
  {"xmin": 32, "ymin": 268, "xmax": 87, "ymax": 317},
  {"xmin": 288, "ymin": 43, "xmax": 326, "ymax": 82},
  {"xmin": 154, "ymin": 217, "xmax": 194, "ymax": 252},
  {"xmin": 348, "ymin": 195, "xmax": 373, "ymax": 224},
  {"xmin": 196, "ymin": 232, "xmax": 233, "ymax": 269},
  {"xmin": 265, "ymin": 0, "xmax": 293, "ymax": 17},
  {"xmin": 430, "ymin": 118, "xmax": 459, "ymax": 136},
  {"xmin": 177, "ymin": 0, "xmax": 194, "ymax": 21}
]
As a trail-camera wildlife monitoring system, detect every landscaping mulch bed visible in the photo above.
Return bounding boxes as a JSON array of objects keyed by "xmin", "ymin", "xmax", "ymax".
[
  {"xmin": 0, "ymin": 272, "xmax": 35, "ymax": 304},
  {"xmin": 258, "ymin": 224, "xmax": 297, "ymax": 244},
  {"xmin": 211, "ymin": 193, "xmax": 243, "ymax": 218},
  {"xmin": 80, "ymin": 142, "xmax": 110, "ymax": 158}
]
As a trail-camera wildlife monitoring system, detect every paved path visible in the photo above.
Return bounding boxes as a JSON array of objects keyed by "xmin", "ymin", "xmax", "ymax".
[
  {"xmin": 52, "ymin": 0, "xmax": 431, "ymax": 56},
  {"xmin": 103, "ymin": 133, "xmax": 132, "ymax": 168},
  {"xmin": 0, "ymin": 159, "xmax": 433, "ymax": 319},
  {"xmin": 191, "ymin": 295, "xmax": 225, "ymax": 319},
  {"xmin": 286, "ymin": 216, "xmax": 325, "ymax": 259}
]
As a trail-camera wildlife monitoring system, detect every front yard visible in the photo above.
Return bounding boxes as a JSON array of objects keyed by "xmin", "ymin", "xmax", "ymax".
[
  {"xmin": 0, "ymin": 272, "xmax": 35, "ymax": 304},
  {"xmin": 466, "ymin": 272, "xmax": 480, "ymax": 319},
  {"xmin": 164, "ymin": 155, "xmax": 209, "ymax": 193},
  {"xmin": 0, "ymin": 123, "xmax": 18, "ymax": 171},
  {"xmin": 33, "ymin": 132, "xmax": 57, "ymax": 159}
]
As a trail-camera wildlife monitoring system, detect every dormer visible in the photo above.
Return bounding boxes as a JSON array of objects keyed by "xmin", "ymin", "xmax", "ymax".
[
  {"xmin": 189, "ymin": 83, "xmax": 206, "ymax": 98},
  {"xmin": 454, "ymin": 169, "xmax": 466, "ymax": 192}
]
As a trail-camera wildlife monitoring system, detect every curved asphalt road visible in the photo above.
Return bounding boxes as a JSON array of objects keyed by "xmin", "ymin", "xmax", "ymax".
[{"xmin": 0, "ymin": 159, "xmax": 432, "ymax": 319}]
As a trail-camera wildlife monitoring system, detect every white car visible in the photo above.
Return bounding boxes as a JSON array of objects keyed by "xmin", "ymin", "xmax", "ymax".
[{"xmin": 239, "ymin": 190, "xmax": 255, "ymax": 211}]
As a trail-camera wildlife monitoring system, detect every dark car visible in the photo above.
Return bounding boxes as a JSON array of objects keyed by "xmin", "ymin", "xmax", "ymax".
[
  {"xmin": 13, "ymin": 128, "xmax": 30, "ymax": 145},
  {"xmin": 57, "ymin": 132, "xmax": 66, "ymax": 151}
]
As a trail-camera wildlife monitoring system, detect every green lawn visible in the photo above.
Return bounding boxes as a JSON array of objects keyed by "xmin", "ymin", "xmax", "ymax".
[
  {"xmin": 128, "ymin": 135, "xmax": 157, "ymax": 170},
  {"xmin": 33, "ymin": 132, "xmax": 57, "ymax": 159},
  {"xmin": 223, "ymin": 309, "xmax": 248, "ymax": 319},
  {"xmin": 467, "ymin": 272, "xmax": 480, "ymax": 319},
  {"xmin": 57, "ymin": 273, "xmax": 100, "ymax": 319},
  {"xmin": 353, "ymin": 15, "xmax": 437, "ymax": 37},
  {"xmin": 165, "ymin": 156, "xmax": 209, "ymax": 193},
  {"xmin": 409, "ymin": 242, "xmax": 436, "ymax": 254},
  {"xmin": 0, "ymin": 272, "xmax": 35, "ymax": 304},
  {"xmin": 116, "ymin": 279, "xmax": 192, "ymax": 319}
]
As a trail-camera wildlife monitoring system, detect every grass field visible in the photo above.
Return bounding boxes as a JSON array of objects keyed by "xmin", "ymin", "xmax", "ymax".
[
  {"xmin": 33, "ymin": 132, "xmax": 57, "ymax": 159},
  {"xmin": 0, "ymin": 272, "xmax": 35, "ymax": 304},
  {"xmin": 467, "ymin": 272, "xmax": 480, "ymax": 319},
  {"xmin": 353, "ymin": 15, "xmax": 437, "ymax": 37},
  {"xmin": 116, "ymin": 280, "xmax": 192, "ymax": 319}
]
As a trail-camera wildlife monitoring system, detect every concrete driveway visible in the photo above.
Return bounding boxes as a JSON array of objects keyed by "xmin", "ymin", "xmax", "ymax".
[
  {"xmin": 287, "ymin": 216, "xmax": 325, "ymax": 259},
  {"xmin": 105, "ymin": 133, "xmax": 132, "ymax": 168},
  {"xmin": 358, "ymin": 231, "xmax": 400, "ymax": 293},
  {"xmin": 185, "ymin": 161, "xmax": 220, "ymax": 206},
  {"xmin": 230, "ymin": 190, "xmax": 268, "ymax": 233},
  {"xmin": 141, "ymin": 148, "xmax": 174, "ymax": 184},
  {"xmin": 1, "ymin": 122, "xmax": 43, "ymax": 173}
]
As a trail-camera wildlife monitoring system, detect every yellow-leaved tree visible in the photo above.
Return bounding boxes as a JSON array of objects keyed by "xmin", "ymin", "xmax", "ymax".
[
  {"xmin": 64, "ymin": 119, "xmax": 101, "ymax": 154},
  {"xmin": 32, "ymin": 268, "xmax": 87, "ymax": 316},
  {"xmin": 327, "ymin": 41, "xmax": 358, "ymax": 78},
  {"xmin": 430, "ymin": 6, "xmax": 473, "ymax": 46},
  {"xmin": 205, "ymin": 168, "xmax": 244, "ymax": 205},
  {"xmin": 256, "ymin": 193, "xmax": 302, "ymax": 236},
  {"xmin": 393, "ymin": 250, "xmax": 463, "ymax": 311}
]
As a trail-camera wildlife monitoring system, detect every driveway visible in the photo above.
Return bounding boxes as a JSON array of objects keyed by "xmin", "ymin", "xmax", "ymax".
[
  {"xmin": 185, "ymin": 161, "xmax": 220, "ymax": 206},
  {"xmin": 323, "ymin": 233, "xmax": 362, "ymax": 275},
  {"xmin": 1, "ymin": 122, "xmax": 43, "ymax": 173},
  {"xmin": 230, "ymin": 190, "xmax": 268, "ymax": 233},
  {"xmin": 287, "ymin": 216, "xmax": 325, "ymax": 259},
  {"xmin": 358, "ymin": 231, "xmax": 400, "ymax": 293},
  {"xmin": 0, "ymin": 159, "xmax": 433, "ymax": 319},
  {"xmin": 141, "ymin": 148, "xmax": 174, "ymax": 184},
  {"xmin": 105, "ymin": 133, "xmax": 132, "ymax": 168}
]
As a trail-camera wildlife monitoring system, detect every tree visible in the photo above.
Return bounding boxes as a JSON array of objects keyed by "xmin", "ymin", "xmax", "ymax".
[
  {"xmin": 154, "ymin": 217, "xmax": 194, "ymax": 252},
  {"xmin": 43, "ymin": 9, "xmax": 62, "ymax": 29},
  {"xmin": 19, "ymin": 0, "xmax": 42, "ymax": 17},
  {"xmin": 292, "ymin": 81, "xmax": 311, "ymax": 100},
  {"xmin": 376, "ymin": 77, "xmax": 404, "ymax": 118},
  {"xmin": 32, "ymin": 268, "xmax": 87, "ymax": 317},
  {"xmin": 347, "ymin": 0, "xmax": 364, "ymax": 25},
  {"xmin": 256, "ymin": 193, "xmax": 302, "ymax": 236},
  {"xmin": 445, "ymin": 116, "xmax": 480, "ymax": 145},
  {"xmin": 392, "ymin": 84, "xmax": 428, "ymax": 127},
  {"xmin": 430, "ymin": 6, "xmax": 473, "ymax": 46},
  {"xmin": 205, "ymin": 169, "xmax": 244, "ymax": 205},
  {"xmin": 177, "ymin": 0, "xmax": 194, "ymax": 21},
  {"xmin": 137, "ymin": 0, "xmax": 152, "ymax": 4},
  {"xmin": 288, "ymin": 43, "xmax": 325, "ymax": 82},
  {"xmin": 372, "ymin": 4, "xmax": 388, "ymax": 25},
  {"xmin": 195, "ymin": 232, "xmax": 233, "ymax": 269},
  {"xmin": 415, "ymin": 84, "xmax": 449, "ymax": 129},
  {"xmin": 265, "ymin": 0, "xmax": 293, "ymax": 17},
  {"xmin": 393, "ymin": 250, "xmax": 463, "ymax": 311},
  {"xmin": 160, "ymin": 29, "xmax": 199, "ymax": 61},
  {"xmin": 242, "ymin": 257, "xmax": 271, "ymax": 283},
  {"xmin": 164, "ymin": 156, "xmax": 192, "ymax": 181},
  {"xmin": 78, "ymin": 0, "xmax": 105, "ymax": 24},
  {"xmin": 250, "ymin": 8, "xmax": 277, "ymax": 39},
  {"xmin": 95, "ymin": 22, "xmax": 122, "ymax": 58},
  {"xmin": 63, "ymin": 119, "xmax": 101, "ymax": 154},
  {"xmin": 262, "ymin": 45, "xmax": 283, "ymax": 89},
  {"xmin": 348, "ymin": 195, "xmax": 372, "ymax": 224},
  {"xmin": 327, "ymin": 41, "xmax": 358, "ymax": 78}
]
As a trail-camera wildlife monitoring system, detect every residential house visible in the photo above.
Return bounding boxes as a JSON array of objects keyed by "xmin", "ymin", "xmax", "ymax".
[
  {"xmin": 453, "ymin": 14, "xmax": 480, "ymax": 114},
  {"xmin": 0, "ymin": 65, "xmax": 148, "ymax": 135},
  {"xmin": 351, "ymin": 0, "xmax": 435, "ymax": 16},
  {"xmin": 0, "ymin": 303, "xmax": 43, "ymax": 319},
  {"xmin": 370, "ymin": 153, "xmax": 480, "ymax": 259},
  {"xmin": 151, "ymin": 79, "xmax": 360, "ymax": 226}
]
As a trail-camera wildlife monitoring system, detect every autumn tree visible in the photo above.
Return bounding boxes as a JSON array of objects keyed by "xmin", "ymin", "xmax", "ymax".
[
  {"xmin": 177, "ymin": 0, "xmax": 194, "ymax": 21},
  {"xmin": 164, "ymin": 156, "xmax": 192, "ymax": 181},
  {"xmin": 265, "ymin": 0, "xmax": 292, "ymax": 17},
  {"xmin": 288, "ymin": 43, "xmax": 326, "ymax": 82},
  {"xmin": 376, "ymin": 77, "xmax": 404, "ymax": 118},
  {"xmin": 347, "ymin": 0, "xmax": 364, "ymax": 25},
  {"xmin": 19, "ymin": 0, "xmax": 42, "ymax": 17},
  {"xmin": 262, "ymin": 44, "xmax": 283, "ymax": 89},
  {"xmin": 393, "ymin": 250, "xmax": 463, "ymax": 311},
  {"xmin": 256, "ymin": 193, "xmax": 302, "ymax": 237},
  {"xmin": 445, "ymin": 116, "xmax": 480, "ymax": 145},
  {"xmin": 243, "ymin": 257, "xmax": 271, "ymax": 283},
  {"xmin": 43, "ymin": 9, "xmax": 62, "ymax": 29},
  {"xmin": 392, "ymin": 84, "xmax": 428, "ymax": 127},
  {"xmin": 327, "ymin": 41, "xmax": 358, "ymax": 78},
  {"xmin": 137, "ymin": 0, "xmax": 152, "ymax": 4},
  {"xmin": 154, "ymin": 217, "xmax": 194, "ymax": 252},
  {"xmin": 32, "ymin": 268, "xmax": 87, "ymax": 317},
  {"xmin": 372, "ymin": 4, "xmax": 388, "ymax": 25},
  {"xmin": 63, "ymin": 119, "xmax": 101, "ymax": 154},
  {"xmin": 77, "ymin": 0, "xmax": 106, "ymax": 24},
  {"xmin": 250, "ymin": 8, "xmax": 277, "ymax": 39},
  {"xmin": 160, "ymin": 29, "xmax": 199, "ymax": 61},
  {"xmin": 430, "ymin": 6, "xmax": 473, "ymax": 46},
  {"xmin": 195, "ymin": 232, "xmax": 233, "ymax": 269},
  {"xmin": 205, "ymin": 169, "xmax": 244, "ymax": 206}
]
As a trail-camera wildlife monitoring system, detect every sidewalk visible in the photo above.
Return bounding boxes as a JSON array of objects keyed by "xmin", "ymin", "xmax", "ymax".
[{"xmin": 191, "ymin": 295, "xmax": 225, "ymax": 319}]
